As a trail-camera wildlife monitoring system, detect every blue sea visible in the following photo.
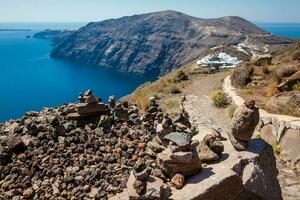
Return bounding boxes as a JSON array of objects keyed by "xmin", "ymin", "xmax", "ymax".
[
  {"xmin": 257, "ymin": 23, "xmax": 300, "ymax": 38},
  {"xmin": 0, "ymin": 23, "xmax": 153, "ymax": 122},
  {"xmin": 0, "ymin": 23, "xmax": 299, "ymax": 122}
]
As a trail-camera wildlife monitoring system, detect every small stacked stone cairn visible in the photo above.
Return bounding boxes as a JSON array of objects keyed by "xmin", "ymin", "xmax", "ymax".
[
  {"xmin": 67, "ymin": 89, "xmax": 109, "ymax": 126},
  {"xmin": 126, "ymin": 159, "xmax": 170, "ymax": 200},
  {"xmin": 196, "ymin": 129, "xmax": 224, "ymax": 163},
  {"xmin": 228, "ymin": 99, "xmax": 260, "ymax": 151}
]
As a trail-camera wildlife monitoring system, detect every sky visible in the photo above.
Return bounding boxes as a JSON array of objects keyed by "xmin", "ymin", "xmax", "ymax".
[{"xmin": 0, "ymin": 0, "xmax": 300, "ymax": 23}]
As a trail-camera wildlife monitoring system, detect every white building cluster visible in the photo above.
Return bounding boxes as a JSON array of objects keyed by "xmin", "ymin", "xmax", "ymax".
[{"xmin": 196, "ymin": 52, "xmax": 242, "ymax": 71}]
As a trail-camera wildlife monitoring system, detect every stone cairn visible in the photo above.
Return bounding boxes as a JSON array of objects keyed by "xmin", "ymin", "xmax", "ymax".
[
  {"xmin": 0, "ymin": 91, "xmax": 226, "ymax": 200},
  {"xmin": 121, "ymin": 96, "xmax": 226, "ymax": 199},
  {"xmin": 228, "ymin": 99, "xmax": 260, "ymax": 150},
  {"xmin": 67, "ymin": 89, "xmax": 109, "ymax": 126}
]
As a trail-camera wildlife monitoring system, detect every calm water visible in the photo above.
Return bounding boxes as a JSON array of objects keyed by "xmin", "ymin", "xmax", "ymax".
[
  {"xmin": 0, "ymin": 24, "xmax": 153, "ymax": 122},
  {"xmin": 0, "ymin": 23, "xmax": 299, "ymax": 122},
  {"xmin": 258, "ymin": 23, "xmax": 300, "ymax": 38}
]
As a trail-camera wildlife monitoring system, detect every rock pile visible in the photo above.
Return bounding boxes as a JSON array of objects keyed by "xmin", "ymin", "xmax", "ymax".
[
  {"xmin": 197, "ymin": 130, "xmax": 224, "ymax": 162},
  {"xmin": 0, "ymin": 90, "xmax": 162, "ymax": 200},
  {"xmin": 228, "ymin": 99, "xmax": 260, "ymax": 150}
]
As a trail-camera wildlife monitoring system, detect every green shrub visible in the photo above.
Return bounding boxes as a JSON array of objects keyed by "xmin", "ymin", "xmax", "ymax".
[
  {"xmin": 173, "ymin": 70, "xmax": 188, "ymax": 83},
  {"xmin": 293, "ymin": 82, "xmax": 300, "ymax": 90},
  {"xmin": 228, "ymin": 103, "xmax": 237, "ymax": 118},
  {"xmin": 242, "ymin": 87, "xmax": 253, "ymax": 95},
  {"xmin": 272, "ymin": 143, "xmax": 281, "ymax": 155},
  {"xmin": 169, "ymin": 84, "xmax": 181, "ymax": 94},
  {"xmin": 211, "ymin": 90, "xmax": 230, "ymax": 108}
]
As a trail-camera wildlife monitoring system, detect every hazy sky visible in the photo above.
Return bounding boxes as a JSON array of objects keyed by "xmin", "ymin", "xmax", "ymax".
[{"xmin": 0, "ymin": 0, "xmax": 300, "ymax": 23}]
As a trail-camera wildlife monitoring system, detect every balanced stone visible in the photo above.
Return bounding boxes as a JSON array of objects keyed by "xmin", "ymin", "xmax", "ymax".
[{"xmin": 229, "ymin": 99, "xmax": 260, "ymax": 150}]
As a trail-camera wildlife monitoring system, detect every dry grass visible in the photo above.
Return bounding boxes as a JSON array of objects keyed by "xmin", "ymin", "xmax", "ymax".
[
  {"xmin": 241, "ymin": 87, "xmax": 253, "ymax": 95},
  {"xmin": 293, "ymin": 82, "xmax": 300, "ymax": 90},
  {"xmin": 273, "ymin": 65, "xmax": 297, "ymax": 82},
  {"xmin": 160, "ymin": 98, "xmax": 181, "ymax": 119},
  {"xmin": 125, "ymin": 69, "xmax": 188, "ymax": 110},
  {"xmin": 262, "ymin": 65, "xmax": 271, "ymax": 74},
  {"xmin": 265, "ymin": 82, "xmax": 278, "ymax": 97}
]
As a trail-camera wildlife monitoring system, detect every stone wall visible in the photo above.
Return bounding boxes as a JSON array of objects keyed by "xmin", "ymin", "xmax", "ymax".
[{"xmin": 223, "ymin": 76, "xmax": 300, "ymax": 163}]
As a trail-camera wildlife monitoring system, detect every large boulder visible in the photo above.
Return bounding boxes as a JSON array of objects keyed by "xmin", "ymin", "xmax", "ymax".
[
  {"xmin": 231, "ymin": 62, "xmax": 253, "ymax": 88},
  {"xmin": 266, "ymin": 92, "xmax": 300, "ymax": 116},
  {"xmin": 157, "ymin": 147, "xmax": 202, "ymax": 177},
  {"xmin": 250, "ymin": 54, "xmax": 273, "ymax": 66},
  {"xmin": 280, "ymin": 129, "xmax": 300, "ymax": 162},
  {"xmin": 229, "ymin": 100, "xmax": 259, "ymax": 150},
  {"xmin": 277, "ymin": 70, "xmax": 300, "ymax": 92},
  {"xmin": 169, "ymin": 139, "xmax": 282, "ymax": 200}
]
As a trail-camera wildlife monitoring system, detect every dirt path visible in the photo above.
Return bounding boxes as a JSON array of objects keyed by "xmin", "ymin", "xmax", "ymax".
[
  {"xmin": 183, "ymin": 72, "xmax": 300, "ymax": 200},
  {"xmin": 183, "ymin": 72, "xmax": 231, "ymax": 132}
]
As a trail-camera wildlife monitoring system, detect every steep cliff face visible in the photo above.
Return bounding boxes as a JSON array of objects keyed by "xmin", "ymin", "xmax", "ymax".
[{"xmin": 50, "ymin": 10, "xmax": 290, "ymax": 75}]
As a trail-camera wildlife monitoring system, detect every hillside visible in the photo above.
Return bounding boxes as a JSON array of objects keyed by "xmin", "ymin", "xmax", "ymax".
[
  {"xmin": 50, "ymin": 10, "xmax": 292, "ymax": 76},
  {"xmin": 231, "ymin": 40, "xmax": 300, "ymax": 117}
]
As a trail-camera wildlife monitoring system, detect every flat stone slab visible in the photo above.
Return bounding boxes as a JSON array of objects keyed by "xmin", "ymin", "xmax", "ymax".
[{"xmin": 164, "ymin": 132, "xmax": 192, "ymax": 147}]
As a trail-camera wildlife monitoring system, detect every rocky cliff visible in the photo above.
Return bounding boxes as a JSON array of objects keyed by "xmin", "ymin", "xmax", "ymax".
[
  {"xmin": 34, "ymin": 29, "xmax": 75, "ymax": 45},
  {"xmin": 50, "ymin": 10, "xmax": 291, "ymax": 76}
]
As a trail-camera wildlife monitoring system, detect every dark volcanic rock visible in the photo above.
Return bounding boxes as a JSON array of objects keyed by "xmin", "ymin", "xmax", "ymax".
[
  {"xmin": 0, "ymin": 94, "xmax": 159, "ymax": 200},
  {"xmin": 50, "ymin": 10, "xmax": 290, "ymax": 75}
]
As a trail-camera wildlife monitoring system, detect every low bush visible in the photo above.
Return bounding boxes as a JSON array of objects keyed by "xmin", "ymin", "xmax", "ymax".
[
  {"xmin": 293, "ymin": 82, "xmax": 300, "ymax": 90},
  {"xmin": 173, "ymin": 70, "xmax": 188, "ymax": 83},
  {"xmin": 211, "ymin": 90, "xmax": 230, "ymax": 108},
  {"xmin": 256, "ymin": 133, "xmax": 262, "ymax": 139},
  {"xmin": 169, "ymin": 84, "xmax": 181, "ymax": 94},
  {"xmin": 272, "ymin": 143, "xmax": 281, "ymax": 156},
  {"xmin": 228, "ymin": 103, "xmax": 237, "ymax": 118},
  {"xmin": 242, "ymin": 87, "xmax": 253, "ymax": 95}
]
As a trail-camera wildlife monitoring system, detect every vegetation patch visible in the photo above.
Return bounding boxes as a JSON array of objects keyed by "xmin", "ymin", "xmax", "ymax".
[
  {"xmin": 211, "ymin": 89, "xmax": 230, "ymax": 108},
  {"xmin": 241, "ymin": 87, "xmax": 253, "ymax": 95},
  {"xmin": 228, "ymin": 103, "xmax": 237, "ymax": 118},
  {"xmin": 265, "ymin": 82, "xmax": 278, "ymax": 97},
  {"xmin": 125, "ymin": 69, "xmax": 188, "ymax": 110},
  {"xmin": 273, "ymin": 65, "xmax": 297, "ymax": 82},
  {"xmin": 256, "ymin": 133, "xmax": 262, "ymax": 139},
  {"xmin": 160, "ymin": 98, "xmax": 181, "ymax": 119},
  {"xmin": 293, "ymin": 82, "xmax": 300, "ymax": 90},
  {"xmin": 272, "ymin": 142, "xmax": 281, "ymax": 156}
]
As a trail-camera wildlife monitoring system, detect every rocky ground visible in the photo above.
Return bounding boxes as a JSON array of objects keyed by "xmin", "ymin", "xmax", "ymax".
[
  {"xmin": 0, "ymin": 93, "xmax": 162, "ymax": 199},
  {"xmin": 183, "ymin": 72, "xmax": 300, "ymax": 200},
  {"xmin": 0, "ymin": 69, "xmax": 299, "ymax": 199}
]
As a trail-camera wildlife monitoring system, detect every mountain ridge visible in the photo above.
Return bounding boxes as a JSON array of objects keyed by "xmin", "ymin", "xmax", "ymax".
[{"xmin": 50, "ymin": 10, "xmax": 291, "ymax": 75}]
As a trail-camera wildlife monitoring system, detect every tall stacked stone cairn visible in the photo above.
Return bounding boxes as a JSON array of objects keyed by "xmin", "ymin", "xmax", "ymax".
[{"xmin": 228, "ymin": 99, "xmax": 260, "ymax": 150}]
